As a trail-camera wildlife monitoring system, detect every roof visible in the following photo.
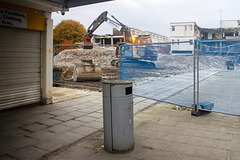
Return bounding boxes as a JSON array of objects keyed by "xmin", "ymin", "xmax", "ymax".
[{"xmin": 0, "ymin": 0, "xmax": 113, "ymax": 12}]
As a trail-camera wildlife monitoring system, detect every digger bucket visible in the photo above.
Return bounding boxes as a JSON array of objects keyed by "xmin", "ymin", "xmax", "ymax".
[
  {"xmin": 83, "ymin": 44, "xmax": 93, "ymax": 49},
  {"xmin": 73, "ymin": 60, "xmax": 102, "ymax": 81}
]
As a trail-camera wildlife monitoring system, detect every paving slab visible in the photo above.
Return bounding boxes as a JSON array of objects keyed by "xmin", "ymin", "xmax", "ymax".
[
  {"xmin": 9, "ymin": 146, "xmax": 47, "ymax": 160},
  {"xmin": 61, "ymin": 120, "xmax": 86, "ymax": 128},
  {"xmin": 47, "ymin": 124, "xmax": 72, "ymax": 133},
  {"xmin": 10, "ymin": 136, "xmax": 38, "ymax": 149},
  {"xmin": 52, "ymin": 87, "xmax": 92, "ymax": 103},
  {"xmin": 20, "ymin": 123, "xmax": 48, "ymax": 132},
  {"xmin": 53, "ymin": 114, "xmax": 74, "ymax": 122}
]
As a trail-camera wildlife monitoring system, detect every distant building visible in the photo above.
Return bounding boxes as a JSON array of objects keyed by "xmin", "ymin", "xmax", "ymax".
[
  {"xmin": 170, "ymin": 20, "xmax": 240, "ymax": 54},
  {"xmin": 92, "ymin": 28, "xmax": 168, "ymax": 46},
  {"xmin": 129, "ymin": 28, "xmax": 168, "ymax": 43},
  {"xmin": 221, "ymin": 20, "xmax": 240, "ymax": 29},
  {"xmin": 92, "ymin": 34, "xmax": 124, "ymax": 46},
  {"xmin": 170, "ymin": 22, "xmax": 200, "ymax": 54}
]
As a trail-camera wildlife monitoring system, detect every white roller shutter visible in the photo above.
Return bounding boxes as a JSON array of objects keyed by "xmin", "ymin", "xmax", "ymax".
[{"xmin": 0, "ymin": 26, "xmax": 41, "ymax": 110}]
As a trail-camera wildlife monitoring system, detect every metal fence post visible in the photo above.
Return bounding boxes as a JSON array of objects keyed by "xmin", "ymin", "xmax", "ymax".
[{"xmin": 191, "ymin": 40, "xmax": 200, "ymax": 116}]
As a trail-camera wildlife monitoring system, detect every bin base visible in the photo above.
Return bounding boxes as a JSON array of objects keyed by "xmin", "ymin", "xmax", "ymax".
[{"xmin": 104, "ymin": 145, "xmax": 134, "ymax": 154}]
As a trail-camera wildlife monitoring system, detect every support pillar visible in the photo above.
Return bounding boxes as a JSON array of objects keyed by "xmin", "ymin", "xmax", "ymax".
[
  {"xmin": 41, "ymin": 12, "xmax": 53, "ymax": 104},
  {"xmin": 103, "ymin": 38, "xmax": 105, "ymax": 46},
  {"xmin": 111, "ymin": 37, "xmax": 113, "ymax": 46}
]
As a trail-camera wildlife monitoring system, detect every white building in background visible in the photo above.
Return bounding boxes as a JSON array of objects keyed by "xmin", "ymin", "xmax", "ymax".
[
  {"xmin": 93, "ymin": 28, "xmax": 168, "ymax": 46},
  {"xmin": 170, "ymin": 22, "xmax": 200, "ymax": 54},
  {"xmin": 221, "ymin": 20, "xmax": 240, "ymax": 28},
  {"xmin": 170, "ymin": 20, "xmax": 240, "ymax": 54}
]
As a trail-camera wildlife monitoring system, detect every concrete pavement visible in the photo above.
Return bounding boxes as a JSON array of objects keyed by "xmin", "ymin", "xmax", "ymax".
[
  {"xmin": 48, "ymin": 103, "xmax": 240, "ymax": 160},
  {"xmin": 134, "ymin": 68, "xmax": 240, "ymax": 115},
  {"xmin": 0, "ymin": 87, "xmax": 239, "ymax": 160},
  {"xmin": 134, "ymin": 69, "xmax": 219, "ymax": 106},
  {"xmin": 197, "ymin": 70, "xmax": 240, "ymax": 114},
  {"xmin": 0, "ymin": 88, "xmax": 156, "ymax": 160}
]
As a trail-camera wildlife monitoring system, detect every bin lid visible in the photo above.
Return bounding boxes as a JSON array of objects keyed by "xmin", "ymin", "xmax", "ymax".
[{"xmin": 102, "ymin": 80, "xmax": 132, "ymax": 85}]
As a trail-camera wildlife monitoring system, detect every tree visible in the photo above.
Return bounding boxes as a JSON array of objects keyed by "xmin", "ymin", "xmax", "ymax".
[{"xmin": 53, "ymin": 20, "xmax": 87, "ymax": 45}]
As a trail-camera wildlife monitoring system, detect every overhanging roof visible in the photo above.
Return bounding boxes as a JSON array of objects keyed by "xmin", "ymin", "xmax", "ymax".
[
  {"xmin": 59, "ymin": 0, "xmax": 113, "ymax": 8},
  {"xmin": 0, "ymin": 0, "xmax": 113, "ymax": 12}
]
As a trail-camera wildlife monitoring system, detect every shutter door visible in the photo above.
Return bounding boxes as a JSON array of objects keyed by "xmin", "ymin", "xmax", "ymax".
[{"xmin": 0, "ymin": 26, "xmax": 41, "ymax": 110}]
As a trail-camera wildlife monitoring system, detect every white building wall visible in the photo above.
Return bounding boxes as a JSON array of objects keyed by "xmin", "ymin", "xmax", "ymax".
[
  {"xmin": 221, "ymin": 20, "xmax": 240, "ymax": 28},
  {"xmin": 208, "ymin": 32, "xmax": 213, "ymax": 39},
  {"xmin": 170, "ymin": 38, "xmax": 194, "ymax": 54},
  {"xmin": 170, "ymin": 22, "xmax": 197, "ymax": 54},
  {"xmin": 171, "ymin": 22, "xmax": 196, "ymax": 38}
]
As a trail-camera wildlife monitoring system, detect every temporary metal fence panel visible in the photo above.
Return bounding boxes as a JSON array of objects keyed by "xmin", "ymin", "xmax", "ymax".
[
  {"xmin": 120, "ymin": 41, "xmax": 195, "ymax": 107},
  {"xmin": 196, "ymin": 39, "xmax": 240, "ymax": 115}
]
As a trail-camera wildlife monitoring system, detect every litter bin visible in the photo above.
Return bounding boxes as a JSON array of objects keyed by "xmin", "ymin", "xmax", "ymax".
[{"xmin": 102, "ymin": 80, "xmax": 134, "ymax": 153}]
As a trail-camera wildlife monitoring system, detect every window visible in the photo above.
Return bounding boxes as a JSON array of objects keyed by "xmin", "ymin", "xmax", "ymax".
[
  {"xmin": 212, "ymin": 33, "xmax": 216, "ymax": 39},
  {"xmin": 225, "ymin": 32, "xmax": 234, "ymax": 37},
  {"xmin": 190, "ymin": 40, "xmax": 193, "ymax": 45},
  {"xmin": 172, "ymin": 26, "xmax": 175, "ymax": 31},
  {"xmin": 185, "ymin": 26, "xmax": 187, "ymax": 31}
]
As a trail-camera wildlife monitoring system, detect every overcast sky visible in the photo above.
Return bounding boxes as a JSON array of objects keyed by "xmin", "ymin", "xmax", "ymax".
[{"xmin": 52, "ymin": 0, "xmax": 239, "ymax": 37}]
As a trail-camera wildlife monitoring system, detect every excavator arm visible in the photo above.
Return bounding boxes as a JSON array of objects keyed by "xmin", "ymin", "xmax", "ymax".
[{"xmin": 83, "ymin": 11, "xmax": 131, "ymax": 49}]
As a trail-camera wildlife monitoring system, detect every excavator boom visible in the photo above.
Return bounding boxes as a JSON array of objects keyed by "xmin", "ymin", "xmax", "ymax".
[{"xmin": 83, "ymin": 11, "xmax": 131, "ymax": 49}]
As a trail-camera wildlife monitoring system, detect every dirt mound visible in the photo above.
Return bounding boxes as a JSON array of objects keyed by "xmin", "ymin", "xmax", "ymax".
[{"xmin": 54, "ymin": 47, "xmax": 116, "ymax": 67}]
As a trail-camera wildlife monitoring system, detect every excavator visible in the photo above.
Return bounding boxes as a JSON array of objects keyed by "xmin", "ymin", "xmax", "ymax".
[
  {"xmin": 83, "ymin": 11, "xmax": 158, "ymax": 68},
  {"xmin": 83, "ymin": 11, "xmax": 131, "ymax": 49}
]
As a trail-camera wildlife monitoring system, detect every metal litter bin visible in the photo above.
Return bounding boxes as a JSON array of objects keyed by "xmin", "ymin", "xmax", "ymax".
[{"xmin": 102, "ymin": 80, "xmax": 134, "ymax": 153}]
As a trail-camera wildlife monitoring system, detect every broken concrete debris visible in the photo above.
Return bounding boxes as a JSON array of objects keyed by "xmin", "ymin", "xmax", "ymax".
[{"xmin": 54, "ymin": 47, "xmax": 116, "ymax": 68}]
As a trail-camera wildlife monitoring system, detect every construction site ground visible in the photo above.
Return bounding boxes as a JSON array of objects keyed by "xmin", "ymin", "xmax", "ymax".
[
  {"xmin": 53, "ymin": 47, "xmax": 229, "ymax": 91},
  {"xmin": 53, "ymin": 67, "xmax": 119, "ymax": 91},
  {"xmin": 0, "ymin": 87, "xmax": 240, "ymax": 160},
  {"xmin": 53, "ymin": 47, "xmax": 118, "ymax": 90}
]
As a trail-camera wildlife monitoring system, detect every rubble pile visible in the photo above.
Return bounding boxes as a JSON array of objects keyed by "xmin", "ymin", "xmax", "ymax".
[
  {"xmin": 123, "ymin": 54, "xmax": 229, "ymax": 85},
  {"xmin": 54, "ymin": 47, "xmax": 229, "ymax": 86},
  {"xmin": 156, "ymin": 54, "xmax": 227, "ymax": 72},
  {"xmin": 54, "ymin": 47, "xmax": 116, "ymax": 67}
]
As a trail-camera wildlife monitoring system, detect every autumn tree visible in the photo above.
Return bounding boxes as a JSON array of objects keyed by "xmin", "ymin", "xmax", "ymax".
[{"xmin": 53, "ymin": 20, "xmax": 87, "ymax": 45}]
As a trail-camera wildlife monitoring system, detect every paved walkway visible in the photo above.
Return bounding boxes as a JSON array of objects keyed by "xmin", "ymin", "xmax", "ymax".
[
  {"xmin": 134, "ymin": 70, "xmax": 218, "ymax": 106},
  {"xmin": 134, "ymin": 69, "xmax": 219, "ymax": 106},
  {"xmin": 0, "ymin": 88, "xmax": 156, "ymax": 160},
  {"xmin": 198, "ymin": 70, "xmax": 240, "ymax": 114},
  {"xmin": 48, "ymin": 103, "xmax": 240, "ymax": 160},
  {"xmin": 161, "ymin": 69, "xmax": 240, "ymax": 115},
  {"xmin": 1, "ymin": 87, "xmax": 240, "ymax": 160}
]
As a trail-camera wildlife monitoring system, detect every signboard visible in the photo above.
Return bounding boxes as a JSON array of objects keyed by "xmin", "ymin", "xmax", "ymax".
[
  {"xmin": 106, "ymin": 19, "xmax": 122, "ymax": 31},
  {"xmin": 0, "ymin": 8, "xmax": 27, "ymax": 28}
]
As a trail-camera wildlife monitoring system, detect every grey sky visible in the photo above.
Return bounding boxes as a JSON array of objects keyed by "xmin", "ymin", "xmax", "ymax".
[{"xmin": 52, "ymin": 0, "xmax": 239, "ymax": 37}]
